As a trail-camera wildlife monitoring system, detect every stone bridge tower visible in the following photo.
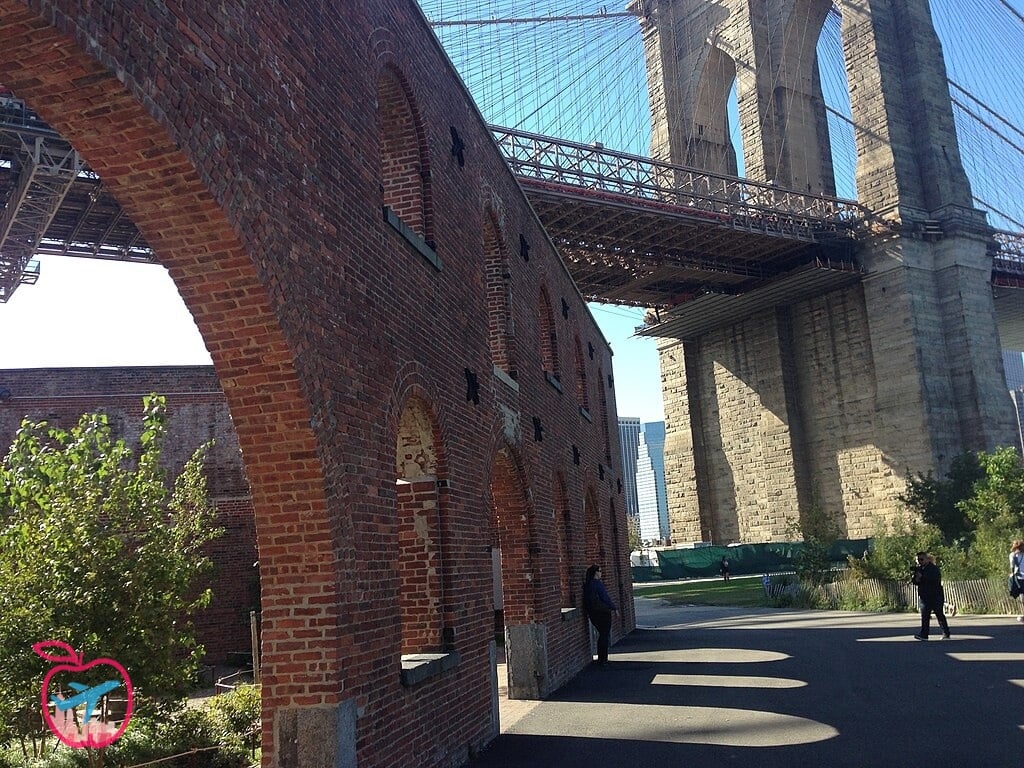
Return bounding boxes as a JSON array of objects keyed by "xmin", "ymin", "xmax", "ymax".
[{"xmin": 634, "ymin": 0, "xmax": 1019, "ymax": 542}]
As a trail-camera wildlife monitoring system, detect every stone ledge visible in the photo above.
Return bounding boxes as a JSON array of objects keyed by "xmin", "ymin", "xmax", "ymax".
[
  {"xmin": 544, "ymin": 371, "xmax": 563, "ymax": 393},
  {"xmin": 493, "ymin": 365, "xmax": 520, "ymax": 393},
  {"xmin": 560, "ymin": 607, "xmax": 580, "ymax": 621},
  {"xmin": 383, "ymin": 206, "xmax": 442, "ymax": 271},
  {"xmin": 579, "ymin": 406, "xmax": 592, "ymax": 422},
  {"xmin": 400, "ymin": 651, "xmax": 461, "ymax": 687}
]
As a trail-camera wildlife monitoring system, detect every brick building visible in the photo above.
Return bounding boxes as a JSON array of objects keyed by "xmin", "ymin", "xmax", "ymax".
[
  {"xmin": 0, "ymin": 366, "xmax": 259, "ymax": 666},
  {"xmin": 0, "ymin": 2, "xmax": 634, "ymax": 765}
]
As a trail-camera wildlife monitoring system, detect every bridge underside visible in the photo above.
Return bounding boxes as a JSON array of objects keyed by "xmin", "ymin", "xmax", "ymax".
[
  {"xmin": 994, "ymin": 279, "xmax": 1024, "ymax": 350},
  {"xmin": 521, "ymin": 178, "xmax": 860, "ymax": 309},
  {"xmin": 631, "ymin": 262, "xmax": 864, "ymax": 340},
  {"xmin": 0, "ymin": 94, "xmax": 153, "ymax": 301}
]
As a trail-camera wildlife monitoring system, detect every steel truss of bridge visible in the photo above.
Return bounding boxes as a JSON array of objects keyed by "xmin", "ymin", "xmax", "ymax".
[
  {"xmin": 493, "ymin": 126, "xmax": 876, "ymax": 336},
  {"xmin": 2, "ymin": 98, "xmax": 1023, "ymax": 341},
  {"xmin": 0, "ymin": 94, "xmax": 153, "ymax": 303}
]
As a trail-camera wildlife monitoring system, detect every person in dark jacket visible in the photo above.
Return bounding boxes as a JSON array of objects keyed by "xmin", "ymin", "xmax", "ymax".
[
  {"xmin": 911, "ymin": 552, "xmax": 950, "ymax": 640},
  {"xmin": 583, "ymin": 564, "xmax": 618, "ymax": 663}
]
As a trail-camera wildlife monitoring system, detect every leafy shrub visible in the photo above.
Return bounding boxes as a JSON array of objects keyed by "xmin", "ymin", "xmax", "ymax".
[
  {"xmin": 0, "ymin": 697, "xmax": 256, "ymax": 768},
  {"xmin": 205, "ymin": 685, "xmax": 260, "ymax": 754}
]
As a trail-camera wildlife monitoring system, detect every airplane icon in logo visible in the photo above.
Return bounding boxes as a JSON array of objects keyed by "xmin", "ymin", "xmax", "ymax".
[{"xmin": 51, "ymin": 680, "xmax": 121, "ymax": 725}]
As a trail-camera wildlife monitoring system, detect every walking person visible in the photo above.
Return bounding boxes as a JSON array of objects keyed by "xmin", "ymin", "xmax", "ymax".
[
  {"xmin": 911, "ymin": 552, "xmax": 950, "ymax": 640},
  {"xmin": 583, "ymin": 564, "xmax": 617, "ymax": 664},
  {"xmin": 1010, "ymin": 540, "xmax": 1024, "ymax": 623},
  {"xmin": 720, "ymin": 556, "xmax": 731, "ymax": 582}
]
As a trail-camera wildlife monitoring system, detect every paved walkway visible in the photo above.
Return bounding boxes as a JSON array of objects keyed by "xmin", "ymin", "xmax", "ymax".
[{"xmin": 474, "ymin": 598, "xmax": 1024, "ymax": 767}]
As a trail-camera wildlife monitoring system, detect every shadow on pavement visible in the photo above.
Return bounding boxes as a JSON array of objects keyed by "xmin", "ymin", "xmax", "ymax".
[{"xmin": 471, "ymin": 600, "xmax": 1024, "ymax": 768}]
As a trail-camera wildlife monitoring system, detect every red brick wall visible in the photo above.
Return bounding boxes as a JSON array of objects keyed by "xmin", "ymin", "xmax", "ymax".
[
  {"xmin": 0, "ymin": 2, "xmax": 635, "ymax": 766},
  {"xmin": 0, "ymin": 366, "xmax": 258, "ymax": 665}
]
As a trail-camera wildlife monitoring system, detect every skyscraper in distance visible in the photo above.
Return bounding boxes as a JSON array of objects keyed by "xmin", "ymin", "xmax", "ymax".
[
  {"xmin": 618, "ymin": 417, "xmax": 641, "ymax": 528},
  {"xmin": 636, "ymin": 421, "xmax": 669, "ymax": 543}
]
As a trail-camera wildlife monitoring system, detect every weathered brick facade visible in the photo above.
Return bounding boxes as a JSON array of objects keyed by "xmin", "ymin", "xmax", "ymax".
[
  {"xmin": 0, "ymin": 366, "xmax": 259, "ymax": 666},
  {"xmin": 0, "ymin": 3, "xmax": 633, "ymax": 766}
]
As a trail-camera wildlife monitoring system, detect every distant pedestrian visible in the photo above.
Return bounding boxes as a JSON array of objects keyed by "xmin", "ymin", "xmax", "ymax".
[
  {"xmin": 911, "ymin": 552, "xmax": 950, "ymax": 640},
  {"xmin": 583, "ymin": 564, "xmax": 617, "ymax": 664},
  {"xmin": 1009, "ymin": 540, "xmax": 1024, "ymax": 622},
  {"xmin": 720, "ymin": 556, "xmax": 731, "ymax": 582}
]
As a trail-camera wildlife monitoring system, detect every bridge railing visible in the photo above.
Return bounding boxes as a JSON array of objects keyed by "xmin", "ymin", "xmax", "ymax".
[
  {"xmin": 993, "ymin": 230, "xmax": 1024, "ymax": 274},
  {"xmin": 490, "ymin": 126, "xmax": 869, "ymax": 237}
]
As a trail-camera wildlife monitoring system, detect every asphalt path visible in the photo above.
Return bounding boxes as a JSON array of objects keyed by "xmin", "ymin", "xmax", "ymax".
[{"xmin": 470, "ymin": 598, "xmax": 1024, "ymax": 767}]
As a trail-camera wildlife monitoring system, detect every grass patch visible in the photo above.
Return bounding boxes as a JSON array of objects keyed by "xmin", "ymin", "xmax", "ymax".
[{"xmin": 633, "ymin": 576, "xmax": 769, "ymax": 608}]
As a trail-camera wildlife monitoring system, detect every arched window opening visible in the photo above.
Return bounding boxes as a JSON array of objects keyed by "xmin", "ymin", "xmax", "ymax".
[
  {"xmin": 490, "ymin": 448, "xmax": 538, "ymax": 625},
  {"xmin": 395, "ymin": 397, "xmax": 445, "ymax": 656},
  {"xmin": 583, "ymin": 488, "xmax": 604, "ymax": 570},
  {"xmin": 574, "ymin": 336, "xmax": 590, "ymax": 413},
  {"xmin": 484, "ymin": 213, "xmax": 516, "ymax": 378},
  {"xmin": 378, "ymin": 68, "xmax": 433, "ymax": 244},
  {"xmin": 598, "ymin": 367, "xmax": 611, "ymax": 461},
  {"xmin": 820, "ymin": 4, "xmax": 858, "ymax": 199},
  {"xmin": 553, "ymin": 472, "xmax": 574, "ymax": 607},
  {"xmin": 694, "ymin": 45, "xmax": 741, "ymax": 177},
  {"xmin": 759, "ymin": 0, "xmax": 839, "ymax": 195},
  {"xmin": 539, "ymin": 288, "xmax": 560, "ymax": 384}
]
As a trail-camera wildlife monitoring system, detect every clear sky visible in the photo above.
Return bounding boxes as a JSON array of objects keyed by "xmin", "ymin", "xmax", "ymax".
[{"xmin": 0, "ymin": 255, "xmax": 667, "ymax": 424}]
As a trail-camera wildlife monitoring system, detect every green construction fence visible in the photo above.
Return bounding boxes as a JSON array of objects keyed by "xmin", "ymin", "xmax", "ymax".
[{"xmin": 631, "ymin": 539, "xmax": 871, "ymax": 582}]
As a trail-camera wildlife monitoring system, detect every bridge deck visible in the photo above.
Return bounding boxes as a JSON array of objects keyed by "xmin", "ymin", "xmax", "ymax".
[{"xmin": 2, "ymin": 100, "xmax": 1023, "ymax": 331}]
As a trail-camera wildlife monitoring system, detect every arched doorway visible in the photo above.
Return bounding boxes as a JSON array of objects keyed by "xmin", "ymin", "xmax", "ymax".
[
  {"xmin": 0, "ymin": 13, "xmax": 350, "ymax": 764},
  {"xmin": 489, "ymin": 444, "xmax": 545, "ymax": 701}
]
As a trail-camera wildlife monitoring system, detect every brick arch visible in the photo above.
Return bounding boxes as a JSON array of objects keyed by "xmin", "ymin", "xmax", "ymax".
[
  {"xmin": 552, "ymin": 470, "xmax": 575, "ymax": 607},
  {"xmin": 598, "ymin": 366, "xmax": 611, "ymax": 461},
  {"xmin": 0, "ymin": 7, "xmax": 346, "ymax": 761},
  {"xmin": 394, "ymin": 394, "xmax": 448, "ymax": 655},
  {"xmin": 583, "ymin": 486, "xmax": 604, "ymax": 569},
  {"xmin": 488, "ymin": 441, "xmax": 539, "ymax": 623},
  {"xmin": 538, "ymin": 285, "xmax": 560, "ymax": 380},
  {"xmin": 483, "ymin": 208, "xmax": 516, "ymax": 377},
  {"xmin": 376, "ymin": 63, "xmax": 434, "ymax": 244},
  {"xmin": 574, "ymin": 334, "xmax": 590, "ymax": 411}
]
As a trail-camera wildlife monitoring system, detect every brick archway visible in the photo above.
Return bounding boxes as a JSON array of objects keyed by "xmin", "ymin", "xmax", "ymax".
[
  {"xmin": 0, "ymin": 2, "xmax": 636, "ymax": 765},
  {"xmin": 0, "ymin": 6, "xmax": 345, "ymax": 762},
  {"xmin": 489, "ymin": 443, "xmax": 548, "ymax": 700}
]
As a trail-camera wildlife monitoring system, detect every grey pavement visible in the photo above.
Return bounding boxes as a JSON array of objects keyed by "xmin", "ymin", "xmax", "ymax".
[{"xmin": 473, "ymin": 597, "xmax": 1024, "ymax": 767}]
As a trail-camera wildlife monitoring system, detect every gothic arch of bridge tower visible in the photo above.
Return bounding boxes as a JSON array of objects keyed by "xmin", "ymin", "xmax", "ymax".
[{"xmin": 634, "ymin": 0, "xmax": 1019, "ymax": 544}]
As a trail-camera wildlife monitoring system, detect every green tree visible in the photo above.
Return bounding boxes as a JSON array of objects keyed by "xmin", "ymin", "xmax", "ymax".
[
  {"xmin": 850, "ymin": 514, "xmax": 946, "ymax": 581},
  {"xmin": 789, "ymin": 502, "xmax": 841, "ymax": 585},
  {"xmin": 627, "ymin": 515, "xmax": 641, "ymax": 552},
  {"xmin": 959, "ymin": 446, "xmax": 1024, "ymax": 576},
  {"xmin": 898, "ymin": 451, "xmax": 983, "ymax": 544},
  {"xmin": 0, "ymin": 394, "xmax": 221, "ymax": 755}
]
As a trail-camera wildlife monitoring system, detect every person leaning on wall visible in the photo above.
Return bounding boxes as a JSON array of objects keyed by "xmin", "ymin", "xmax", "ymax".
[{"xmin": 583, "ymin": 564, "xmax": 617, "ymax": 664}]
